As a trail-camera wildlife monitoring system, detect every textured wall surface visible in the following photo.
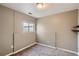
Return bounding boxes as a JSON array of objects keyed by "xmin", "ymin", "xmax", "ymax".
[
  {"xmin": 14, "ymin": 11, "xmax": 36, "ymax": 51},
  {"xmin": 37, "ymin": 10, "xmax": 78, "ymax": 52},
  {"xmin": 0, "ymin": 5, "xmax": 36, "ymax": 55},
  {"xmin": 0, "ymin": 5, "xmax": 14, "ymax": 55}
]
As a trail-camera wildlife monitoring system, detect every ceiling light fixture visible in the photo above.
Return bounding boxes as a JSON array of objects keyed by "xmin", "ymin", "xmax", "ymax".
[{"xmin": 36, "ymin": 3, "xmax": 45, "ymax": 8}]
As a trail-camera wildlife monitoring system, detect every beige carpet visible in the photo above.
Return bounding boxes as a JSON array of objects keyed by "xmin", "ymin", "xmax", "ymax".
[{"xmin": 14, "ymin": 44, "xmax": 77, "ymax": 56}]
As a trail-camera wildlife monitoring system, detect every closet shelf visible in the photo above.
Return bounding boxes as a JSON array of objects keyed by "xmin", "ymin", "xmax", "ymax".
[
  {"xmin": 72, "ymin": 25, "xmax": 79, "ymax": 32},
  {"xmin": 73, "ymin": 25, "xmax": 79, "ymax": 28},
  {"xmin": 72, "ymin": 30, "xmax": 79, "ymax": 32}
]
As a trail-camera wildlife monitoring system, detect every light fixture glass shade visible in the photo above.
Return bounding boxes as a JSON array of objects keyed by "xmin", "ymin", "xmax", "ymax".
[{"xmin": 36, "ymin": 3, "xmax": 45, "ymax": 8}]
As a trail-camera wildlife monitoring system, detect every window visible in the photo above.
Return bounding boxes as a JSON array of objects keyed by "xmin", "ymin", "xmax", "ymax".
[
  {"xmin": 29, "ymin": 24, "xmax": 34, "ymax": 32},
  {"xmin": 23, "ymin": 23, "xmax": 29, "ymax": 32},
  {"xmin": 23, "ymin": 23, "xmax": 35, "ymax": 32}
]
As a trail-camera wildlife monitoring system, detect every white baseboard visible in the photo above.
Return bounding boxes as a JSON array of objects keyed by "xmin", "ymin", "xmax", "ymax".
[
  {"xmin": 6, "ymin": 52, "xmax": 14, "ymax": 56},
  {"xmin": 6, "ymin": 42, "xmax": 37, "ymax": 56},
  {"xmin": 37, "ymin": 43, "xmax": 78, "ymax": 55},
  {"xmin": 37, "ymin": 43, "xmax": 56, "ymax": 49},
  {"xmin": 6, "ymin": 42, "xmax": 78, "ymax": 56},
  {"xmin": 57, "ymin": 47, "xmax": 78, "ymax": 55}
]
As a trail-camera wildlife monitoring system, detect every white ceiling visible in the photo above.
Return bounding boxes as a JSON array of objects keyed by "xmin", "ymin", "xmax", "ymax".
[{"xmin": 1, "ymin": 3, "xmax": 79, "ymax": 18}]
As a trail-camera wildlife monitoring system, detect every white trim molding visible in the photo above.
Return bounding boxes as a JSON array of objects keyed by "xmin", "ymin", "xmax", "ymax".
[
  {"xmin": 6, "ymin": 52, "xmax": 14, "ymax": 56},
  {"xmin": 6, "ymin": 42, "xmax": 78, "ymax": 56},
  {"xmin": 6, "ymin": 42, "xmax": 37, "ymax": 56},
  {"xmin": 57, "ymin": 47, "xmax": 78, "ymax": 55},
  {"xmin": 37, "ymin": 43, "xmax": 78, "ymax": 55},
  {"xmin": 37, "ymin": 43, "xmax": 56, "ymax": 49}
]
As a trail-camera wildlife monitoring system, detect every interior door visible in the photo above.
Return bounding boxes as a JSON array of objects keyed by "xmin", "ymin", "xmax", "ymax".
[{"xmin": 0, "ymin": 5, "xmax": 14, "ymax": 56}]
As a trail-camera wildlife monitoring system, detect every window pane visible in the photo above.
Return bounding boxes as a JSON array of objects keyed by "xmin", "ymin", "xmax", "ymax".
[
  {"xmin": 29, "ymin": 24, "xmax": 33, "ymax": 27},
  {"xmin": 23, "ymin": 28, "xmax": 28, "ymax": 32},
  {"xmin": 29, "ymin": 23, "xmax": 34, "ymax": 32},
  {"xmin": 24, "ymin": 23, "xmax": 28, "ymax": 26},
  {"xmin": 23, "ymin": 23, "xmax": 35, "ymax": 32},
  {"xmin": 29, "ymin": 27, "xmax": 34, "ymax": 32},
  {"xmin": 23, "ymin": 23, "xmax": 29, "ymax": 32}
]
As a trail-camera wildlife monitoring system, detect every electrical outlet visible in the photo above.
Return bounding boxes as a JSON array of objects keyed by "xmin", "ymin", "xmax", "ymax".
[{"xmin": 11, "ymin": 45, "xmax": 13, "ymax": 49}]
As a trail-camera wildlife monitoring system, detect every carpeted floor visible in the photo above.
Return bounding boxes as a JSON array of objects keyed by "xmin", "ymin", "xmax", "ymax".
[{"xmin": 14, "ymin": 44, "xmax": 77, "ymax": 56}]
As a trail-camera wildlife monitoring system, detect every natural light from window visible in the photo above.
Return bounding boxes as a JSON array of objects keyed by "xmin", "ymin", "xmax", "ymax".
[{"xmin": 23, "ymin": 22, "xmax": 35, "ymax": 32}]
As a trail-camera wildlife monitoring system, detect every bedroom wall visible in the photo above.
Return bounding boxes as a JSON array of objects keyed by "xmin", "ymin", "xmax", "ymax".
[
  {"xmin": 0, "ymin": 5, "xmax": 36, "ymax": 55},
  {"xmin": 14, "ymin": 11, "xmax": 36, "ymax": 51},
  {"xmin": 0, "ymin": 5, "xmax": 14, "ymax": 55},
  {"xmin": 37, "ymin": 10, "xmax": 78, "ymax": 52}
]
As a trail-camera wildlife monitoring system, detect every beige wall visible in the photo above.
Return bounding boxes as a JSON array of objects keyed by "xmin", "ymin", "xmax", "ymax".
[
  {"xmin": 37, "ymin": 10, "xmax": 78, "ymax": 52},
  {"xmin": 14, "ymin": 11, "xmax": 36, "ymax": 51},
  {"xmin": 0, "ymin": 5, "xmax": 36, "ymax": 55},
  {"xmin": 0, "ymin": 5, "xmax": 14, "ymax": 55}
]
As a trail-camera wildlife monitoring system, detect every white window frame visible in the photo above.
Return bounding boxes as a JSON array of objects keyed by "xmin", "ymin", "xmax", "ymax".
[{"xmin": 23, "ymin": 22, "xmax": 35, "ymax": 32}]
